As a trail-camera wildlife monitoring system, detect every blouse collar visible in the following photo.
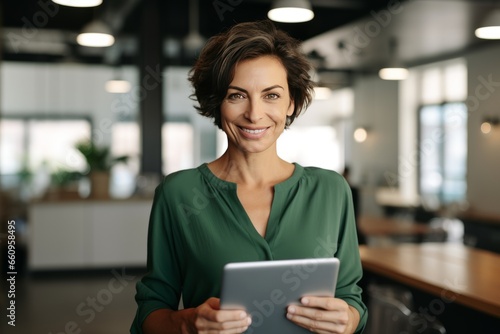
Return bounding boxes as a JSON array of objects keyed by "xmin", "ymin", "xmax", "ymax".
[{"xmin": 197, "ymin": 162, "xmax": 304, "ymax": 193}]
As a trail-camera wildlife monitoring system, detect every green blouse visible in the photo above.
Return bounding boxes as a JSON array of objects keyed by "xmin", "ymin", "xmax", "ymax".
[{"xmin": 131, "ymin": 163, "xmax": 367, "ymax": 333}]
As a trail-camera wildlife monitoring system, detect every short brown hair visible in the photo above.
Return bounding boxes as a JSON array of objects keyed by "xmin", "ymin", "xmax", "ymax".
[{"xmin": 188, "ymin": 20, "xmax": 314, "ymax": 129}]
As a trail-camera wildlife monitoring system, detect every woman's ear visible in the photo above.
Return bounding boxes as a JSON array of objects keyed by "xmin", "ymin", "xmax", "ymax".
[{"xmin": 287, "ymin": 100, "xmax": 295, "ymax": 116}]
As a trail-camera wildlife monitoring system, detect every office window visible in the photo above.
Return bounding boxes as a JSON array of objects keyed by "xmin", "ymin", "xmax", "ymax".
[
  {"xmin": 0, "ymin": 117, "xmax": 90, "ymax": 194},
  {"xmin": 278, "ymin": 126, "xmax": 342, "ymax": 171},
  {"xmin": 421, "ymin": 68, "xmax": 443, "ymax": 105},
  {"xmin": 111, "ymin": 122, "xmax": 141, "ymax": 174},
  {"xmin": 0, "ymin": 120, "xmax": 25, "ymax": 174},
  {"xmin": 421, "ymin": 60, "xmax": 467, "ymax": 104},
  {"xmin": 110, "ymin": 122, "xmax": 141, "ymax": 198},
  {"xmin": 111, "ymin": 121, "xmax": 194, "ymax": 177},
  {"xmin": 419, "ymin": 102, "xmax": 467, "ymax": 204},
  {"xmin": 27, "ymin": 119, "xmax": 90, "ymax": 172},
  {"xmin": 444, "ymin": 62, "xmax": 467, "ymax": 102},
  {"xmin": 162, "ymin": 123, "xmax": 194, "ymax": 175}
]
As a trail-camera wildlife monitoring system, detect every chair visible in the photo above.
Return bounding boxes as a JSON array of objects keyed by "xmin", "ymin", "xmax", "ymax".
[
  {"xmin": 408, "ymin": 312, "xmax": 447, "ymax": 334},
  {"xmin": 364, "ymin": 284, "xmax": 414, "ymax": 334},
  {"xmin": 364, "ymin": 283, "xmax": 447, "ymax": 334}
]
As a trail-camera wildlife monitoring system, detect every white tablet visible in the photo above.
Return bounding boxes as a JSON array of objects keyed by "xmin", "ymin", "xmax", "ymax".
[{"xmin": 220, "ymin": 258, "xmax": 340, "ymax": 334}]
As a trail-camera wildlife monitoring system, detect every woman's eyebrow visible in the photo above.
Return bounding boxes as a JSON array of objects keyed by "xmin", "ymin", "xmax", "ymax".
[
  {"xmin": 227, "ymin": 85, "xmax": 248, "ymax": 94},
  {"xmin": 227, "ymin": 85, "xmax": 284, "ymax": 93},
  {"xmin": 262, "ymin": 85, "xmax": 284, "ymax": 92}
]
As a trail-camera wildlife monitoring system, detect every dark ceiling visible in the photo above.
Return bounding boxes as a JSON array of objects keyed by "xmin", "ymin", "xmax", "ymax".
[
  {"xmin": 1, "ymin": 0, "xmax": 499, "ymax": 74},
  {"xmin": 1, "ymin": 0, "xmax": 395, "ymax": 65}
]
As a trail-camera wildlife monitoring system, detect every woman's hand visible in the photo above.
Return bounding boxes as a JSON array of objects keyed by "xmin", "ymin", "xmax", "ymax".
[
  {"xmin": 286, "ymin": 296, "xmax": 359, "ymax": 334},
  {"xmin": 190, "ymin": 297, "xmax": 252, "ymax": 334}
]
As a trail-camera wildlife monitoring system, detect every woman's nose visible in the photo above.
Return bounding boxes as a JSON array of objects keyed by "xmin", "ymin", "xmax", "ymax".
[{"xmin": 244, "ymin": 100, "xmax": 264, "ymax": 123}]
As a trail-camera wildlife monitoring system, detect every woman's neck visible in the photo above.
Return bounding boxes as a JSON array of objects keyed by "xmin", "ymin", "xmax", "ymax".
[{"xmin": 208, "ymin": 146, "xmax": 293, "ymax": 187}]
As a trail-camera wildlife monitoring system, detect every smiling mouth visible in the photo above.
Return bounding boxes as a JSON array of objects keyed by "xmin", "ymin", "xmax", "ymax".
[{"xmin": 239, "ymin": 127, "xmax": 268, "ymax": 134}]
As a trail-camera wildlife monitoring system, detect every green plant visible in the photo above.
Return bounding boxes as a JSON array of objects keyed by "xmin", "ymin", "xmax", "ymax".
[
  {"xmin": 75, "ymin": 140, "xmax": 128, "ymax": 173},
  {"xmin": 51, "ymin": 169, "xmax": 82, "ymax": 187},
  {"xmin": 17, "ymin": 156, "xmax": 33, "ymax": 184}
]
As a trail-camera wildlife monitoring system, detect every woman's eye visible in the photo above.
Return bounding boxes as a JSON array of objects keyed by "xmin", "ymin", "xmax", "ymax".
[
  {"xmin": 228, "ymin": 93, "xmax": 245, "ymax": 99},
  {"xmin": 266, "ymin": 93, "xmax": 279, "ymax": 99}
]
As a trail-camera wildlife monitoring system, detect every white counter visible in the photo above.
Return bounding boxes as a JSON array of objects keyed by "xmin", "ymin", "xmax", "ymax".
[{"xmin": 28, "ymin": 198, "xmax": 152, "ymax": 271}]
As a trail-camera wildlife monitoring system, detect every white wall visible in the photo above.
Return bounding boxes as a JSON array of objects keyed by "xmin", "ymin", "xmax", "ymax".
[
  {"xmin": 465, "ymin": 45, "xmax": 500, "ymax": 215},
  {"xmin": 351, "ymin": 74, "xmax": 399, "ymax": 215}
]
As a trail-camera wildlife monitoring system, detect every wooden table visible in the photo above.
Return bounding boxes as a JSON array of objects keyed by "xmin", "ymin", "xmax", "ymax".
[
  {"xmin": 358, "ymin": 216, "xmax": 445, "ymax": 238},
  {"xmin": 359, "ymin": 243, "xmax": 500, "ymax": 318}
]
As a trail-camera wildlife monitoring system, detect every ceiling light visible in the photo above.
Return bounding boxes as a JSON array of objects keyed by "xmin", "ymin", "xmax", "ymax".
[
  {"xmin": 77, "ymin": 20, "xmax": 115, "ymax": 47},
  {"xmin": 379, "ymin": 37, "xmax": 408, "ymax": 80},
  {"xmin": 105, "ymin": 80, "xmax": 131, "ymax": 93},
  {"xmin": 475, "ymin": 9, "xmax": 500, "ymax": 39},
  {"xmin": 52, "ymin": 0, "xmax": 103, "ymax": 7},
  {"xmin": 183, "ymin": 0, "xmax": 206, "ymax": 56},
  {"xmin": 378, "ymin": 67, "xmax": 409, "ymax": 80},
  {"xmin": 268, "ymin": 0, "xmax": 314, "ymax": 23}
]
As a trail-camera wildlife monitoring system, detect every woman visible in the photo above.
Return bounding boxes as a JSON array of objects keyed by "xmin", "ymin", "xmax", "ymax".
[{"xmin": 131, "ymin": 20, "xmax": 367, "ymax": 334}]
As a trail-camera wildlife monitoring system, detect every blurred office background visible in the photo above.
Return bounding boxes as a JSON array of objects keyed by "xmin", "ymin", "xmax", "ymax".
[{"xmin": 0, "ymin": 0, "xmax": 499, "ymax": 333}]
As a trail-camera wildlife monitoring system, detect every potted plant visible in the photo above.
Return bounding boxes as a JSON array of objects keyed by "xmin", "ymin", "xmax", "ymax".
[
  {"xmin": 75, "ymin": 140, "xmax": 128, "ymax": 199},
  {"xmin": 46, "ymin": 169, "xmax": 83, "ymax": 200}
]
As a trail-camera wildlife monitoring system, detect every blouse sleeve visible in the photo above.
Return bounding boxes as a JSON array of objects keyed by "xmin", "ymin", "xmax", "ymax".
[
  {"xmin": 334, "ymin": 178, "xmax": 368, "ymax": 334},
  {"xmin": 130, "ymin": 181, "xmax": 184, "ymax": 333}
]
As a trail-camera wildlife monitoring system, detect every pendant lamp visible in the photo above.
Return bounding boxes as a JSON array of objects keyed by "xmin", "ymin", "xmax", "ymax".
[
  {"xmin": 475, "ymin": 9, "xmax": 500, "ymax": 39},
  {"xmin": 77, "ymin": 20, "xmax": 115, "ymax": 47},
  {"xmin": 379, "ymin": 37, "xmax": 408, "ymax": 81},
  {"xmin": 52, "ymin": 0, "xmax": 102, "ymax": 7},
  {"xmin": 268, "ymin": 0, "xmax": 314, "ymax": 23}
]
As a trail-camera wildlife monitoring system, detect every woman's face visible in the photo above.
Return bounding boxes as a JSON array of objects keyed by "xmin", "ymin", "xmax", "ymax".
[{"xmin": 220, "ymin": 56, "xmax": 294, "ymax": 155}]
